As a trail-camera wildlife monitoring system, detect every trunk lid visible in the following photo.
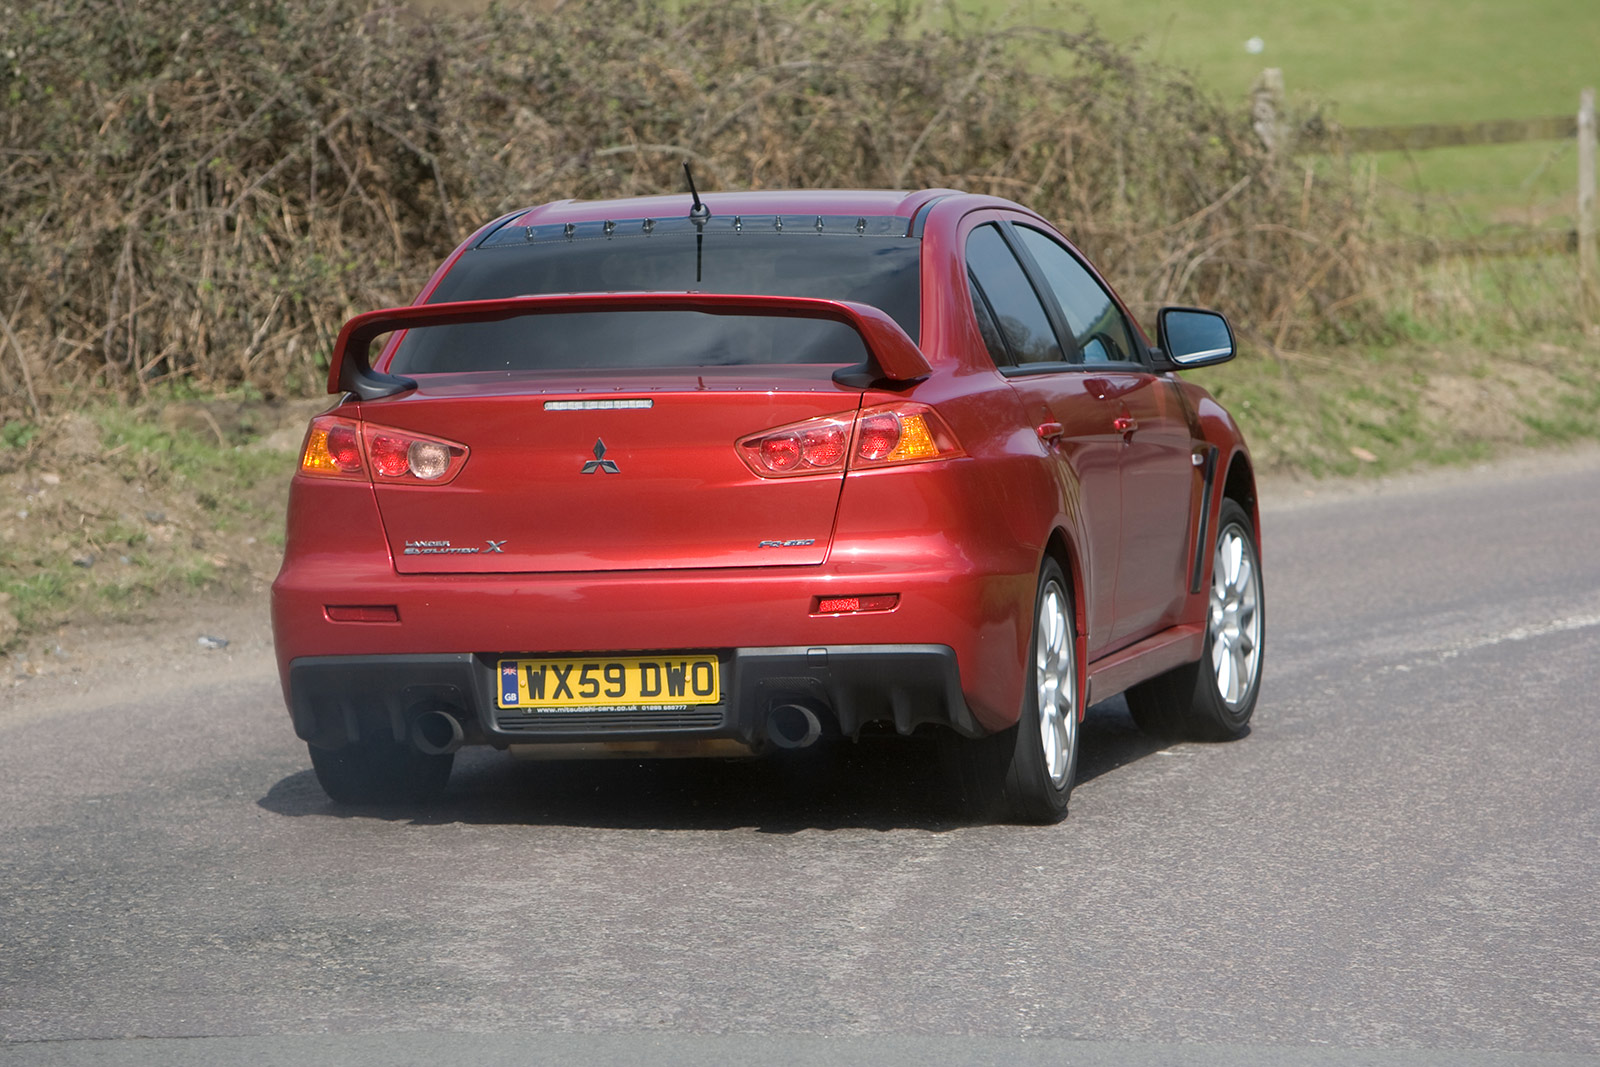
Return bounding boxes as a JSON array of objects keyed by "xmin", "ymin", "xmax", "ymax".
[{"xmin": 365, "ymin": 370, "xmax": 863, "ymax": 574}]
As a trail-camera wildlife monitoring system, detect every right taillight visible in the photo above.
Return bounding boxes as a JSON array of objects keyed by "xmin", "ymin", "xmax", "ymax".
[
  {"xmin": 737, "ymin": 403, "xmax": 962, "ymax": 478},
  {"xmin": 849, "ymin": 404, "xmax": 956, "ymax": 468}
]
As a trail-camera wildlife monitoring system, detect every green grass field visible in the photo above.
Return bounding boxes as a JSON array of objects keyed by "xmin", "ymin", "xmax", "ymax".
[
  {"xmin": 963, "ymin": 0, "xmax": 1597, "ymax": 122},
  {"xmin": 947, "ymin": 0, "xmax": 1600, "ymax": 474},
  {"xmin": 961, "ymin": 0, "xmax": 1600, "ymax": 232}
]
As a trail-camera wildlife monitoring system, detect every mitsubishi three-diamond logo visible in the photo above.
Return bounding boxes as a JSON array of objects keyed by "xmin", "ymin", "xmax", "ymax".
[{"xmin": 581, "ymin": 438, "xmax": 620, "ymax": 474}]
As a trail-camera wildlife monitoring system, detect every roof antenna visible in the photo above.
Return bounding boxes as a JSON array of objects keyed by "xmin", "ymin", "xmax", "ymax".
[
  {"xmin": 683, "ymin": 161, "xmax": 711, "ymax": 226},
  {"xmin": 684, "ymin": 161, "xmax": 712, "ymax": 286}
]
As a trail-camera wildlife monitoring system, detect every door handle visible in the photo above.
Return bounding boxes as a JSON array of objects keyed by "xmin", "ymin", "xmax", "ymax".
[
  {"xmin": 1037, "ymin": 421, "xmax": 1064, "ymax": 443},
  {"xmin": 1113, "ymin": 415, "xmax": 1138, "ymax": 435}
]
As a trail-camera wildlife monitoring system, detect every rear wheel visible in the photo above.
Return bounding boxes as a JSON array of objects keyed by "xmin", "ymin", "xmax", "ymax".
[
  {"xmin": 944, "ymin": 559, "xmax": 1079, "ymax": 824},
  {"xmin": 1127, "ymin": 499, "xmax": 1264, "ymax": 741},
  {"xmin": 308, "ymin": 739, "xmax": 453, "ymax": 805}
]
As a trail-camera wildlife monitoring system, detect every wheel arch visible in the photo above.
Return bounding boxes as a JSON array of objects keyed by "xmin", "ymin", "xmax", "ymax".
[{"xmin": 1222, "ymin": 450, "xmax": 1260, "ymax": 536}]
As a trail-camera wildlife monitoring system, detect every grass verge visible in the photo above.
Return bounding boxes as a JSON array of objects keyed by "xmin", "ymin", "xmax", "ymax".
[
  {"xmin": 0, "ymin": 396, "xmax": 323, "ymax": 651},
  {"xmin": 1212, "ymin": 252, "xmax": 1600, "ymax": 476}
]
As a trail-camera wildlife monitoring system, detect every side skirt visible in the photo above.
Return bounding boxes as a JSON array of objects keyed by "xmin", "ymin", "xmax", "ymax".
[{"xmin": 1084, "ymin": 623, "xmax": 1205, "ymax": 707}]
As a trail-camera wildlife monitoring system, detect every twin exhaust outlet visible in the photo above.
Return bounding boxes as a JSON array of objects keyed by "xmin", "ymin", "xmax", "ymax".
[{"xmin": 764, "ymin": 703, "xmax": 823, "ymax": 750}]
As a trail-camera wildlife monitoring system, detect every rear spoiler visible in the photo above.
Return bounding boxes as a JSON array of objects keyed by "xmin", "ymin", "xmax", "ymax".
[{"xmin": 328, "ymin": 291, "xmax": 933, "ymax": 400}]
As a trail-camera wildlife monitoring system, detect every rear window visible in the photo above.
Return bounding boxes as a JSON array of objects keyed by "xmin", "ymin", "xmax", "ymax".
[{"xmin": 389, "ymin": 229, "xmax": 920, "ymax": 375}]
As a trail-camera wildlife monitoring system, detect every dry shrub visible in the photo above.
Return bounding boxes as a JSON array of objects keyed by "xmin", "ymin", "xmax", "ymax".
[{"xmin": 0, "ymin": 0, "xmax": 1377, "ymax": 416}]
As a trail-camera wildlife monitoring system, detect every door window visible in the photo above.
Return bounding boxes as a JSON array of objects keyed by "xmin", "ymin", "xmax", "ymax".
[
  {"xmin": 1014, "ymin": 226, "xmax": 1139, "ymax": 365},
  {"xmin": 964, "ymin": 224, "xmax": 1063, "ymax": 366},
  {"xmin": 968, "ymin": 273, "xmax": 1011, "ymax": 368}
]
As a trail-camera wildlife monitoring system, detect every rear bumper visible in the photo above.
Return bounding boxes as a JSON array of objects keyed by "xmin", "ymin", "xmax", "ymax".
[
  {"xmin": 272, "ymin": 544, "xmax": 1037, "ymax": 734},
  {"xmin": 286, "ymin": 645, "xmax": 984, "ymax": 750}
]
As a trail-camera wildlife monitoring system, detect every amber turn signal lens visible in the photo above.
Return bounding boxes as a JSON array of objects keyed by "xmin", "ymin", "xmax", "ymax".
[
  {"xmin": 848, "ymin": 403, "xmax": 962, "ymax": 469},
  {"xmin": 300, "ymin": 420, "xmax": 365, "ymax": 476}
]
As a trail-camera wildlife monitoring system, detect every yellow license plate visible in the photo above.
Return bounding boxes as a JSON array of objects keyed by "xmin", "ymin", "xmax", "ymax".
[{"xmin": 497, "ymin": 655, "xmax": 722, "ymax": 710}]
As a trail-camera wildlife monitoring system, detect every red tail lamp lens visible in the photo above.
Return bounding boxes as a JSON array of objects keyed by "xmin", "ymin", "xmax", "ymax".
[
  {"xmin": 760, "ymin": 434, "xmax": 803, "ymax": 471},
  {"xmin": 854, "ymin": 413, "xmax": 901, "ymax": 461},
  {"xmin": 801, "ymin": 425, "xmax": 847, "ymax": 467},
  {"xmin": 814, "ymin": 594, "xmax": 900, "ymax": 615},
  {"xmin": 369, "ymin": 435, "xmax": 410, "ymax": 478},
  {"xmin": 326, "ymin": 425, "xmax": 363, "ymax": 472}
]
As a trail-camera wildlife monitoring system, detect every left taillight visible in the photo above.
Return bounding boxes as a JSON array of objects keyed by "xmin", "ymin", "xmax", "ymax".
[{"xmin": 298, "ymin": 416, "xmax": 469, "ymax": 485}]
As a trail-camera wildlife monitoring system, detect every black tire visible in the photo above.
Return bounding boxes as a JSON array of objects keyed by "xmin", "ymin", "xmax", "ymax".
[
  {"xmin": 308, "ymin": 739, "xmax": 454, "ymax": 805},
  {"xmin": 942, "ymin": 559, "xmax": 1080, "ymax": 824},
  {"xmin": 1127, "ymin": 499, "xmax": 1264, "ymax": 741}
]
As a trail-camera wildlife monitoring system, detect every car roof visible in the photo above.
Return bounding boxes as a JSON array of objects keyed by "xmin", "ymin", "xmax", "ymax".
[{"xmin": 503, "ymin": 188, "xmax": 968, "ymax": 229}]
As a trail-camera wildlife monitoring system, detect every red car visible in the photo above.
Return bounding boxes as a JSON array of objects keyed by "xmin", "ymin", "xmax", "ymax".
[{"xmin": 270, "ymin": 186, "xmax": 1264, "ymax": 823}]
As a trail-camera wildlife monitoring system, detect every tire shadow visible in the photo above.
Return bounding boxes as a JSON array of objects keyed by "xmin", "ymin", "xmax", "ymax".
[
  {"xmin": 257, "ymin": 697, "xmax": 1177, "ymax": 832},
  {"xmin": 1075, "ymin": 695, "xmax": 1178, "ymax": 786}
]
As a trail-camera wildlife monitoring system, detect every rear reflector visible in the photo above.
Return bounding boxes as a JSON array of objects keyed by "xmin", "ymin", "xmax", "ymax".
[
  {"xmin": 325, "ymin": 604, "xmax": 401, "ymax": 623},
  {"xmin": 813, "ymin": 594, "xmax": 900, "ymax": 615}
]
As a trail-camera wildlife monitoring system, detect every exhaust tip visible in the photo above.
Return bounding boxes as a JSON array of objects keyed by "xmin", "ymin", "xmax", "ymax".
[
  {"xmin": 767, "ymin": 703, "xmax": 823, "ymax": 750},
  {"xmin": 411, "ymin": 709, "xmax": 464, "ymax": 755}
]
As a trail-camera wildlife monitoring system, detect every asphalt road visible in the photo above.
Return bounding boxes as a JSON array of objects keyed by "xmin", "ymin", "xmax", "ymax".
[{"xmin": 3, "ymin": 451, "xmax": 1599, "ymax": 1066}]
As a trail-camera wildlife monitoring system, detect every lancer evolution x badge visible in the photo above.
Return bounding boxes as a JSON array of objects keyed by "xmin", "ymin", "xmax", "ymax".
[
  {"xmin": 403, "ymin": 539, "xmax": 509, "ymax": 556},
  {"xmin": 582, "ymin": 439, "xmax": 620, "ymax": 474}
]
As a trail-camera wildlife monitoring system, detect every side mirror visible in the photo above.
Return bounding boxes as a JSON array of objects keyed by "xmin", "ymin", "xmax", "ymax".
[{"xmin": 1156, "ymin": 307, "xmax": 1236, "ymax": 368}]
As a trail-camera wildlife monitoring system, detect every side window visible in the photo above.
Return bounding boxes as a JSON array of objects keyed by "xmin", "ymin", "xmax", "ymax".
[
  {"xmin": 965, "ymin": 224, "xmax": 1063, "ymax": 365},
  {"xmin": 1014, "ymin": 226, "xmax": 1138, "ymax": 365},
  {"xmin": 968, "ymin": 273, "xmax": 1011, "ymax": 367}
]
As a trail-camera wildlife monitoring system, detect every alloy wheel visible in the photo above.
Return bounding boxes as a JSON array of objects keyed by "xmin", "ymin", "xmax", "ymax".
[
  {"xmin": 1035, "ymin": 580, "xmax": 1077, "ymax": 787},
  {"xmin": 1209, "ymin": 522, "xmax": 1262, "ymax": 708}
]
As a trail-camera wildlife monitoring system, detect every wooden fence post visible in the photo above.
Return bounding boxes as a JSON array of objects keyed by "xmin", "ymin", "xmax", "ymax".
[
  {"xmin": 1252, "ymin": 68, "xmax": 1287, "ymax": 157},
  {"xmin": 1579, "ymin": 88, "xmax": 1596, "ymax": 313}
]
